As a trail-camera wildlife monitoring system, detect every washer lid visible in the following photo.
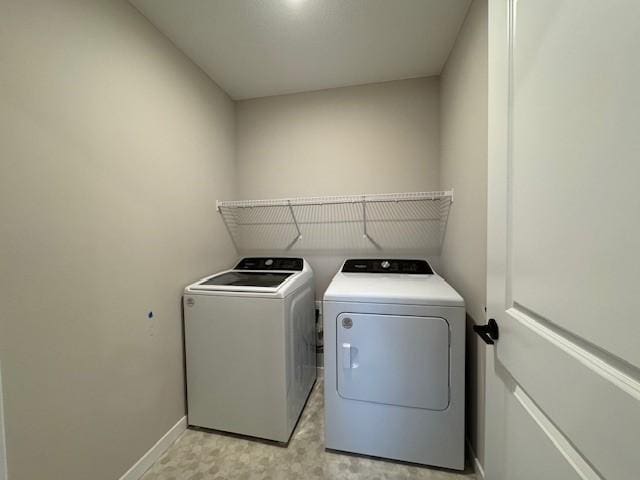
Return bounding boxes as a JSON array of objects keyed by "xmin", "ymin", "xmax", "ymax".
[
  {"xmin": 324, "ymin": 261, "xmax": 464, "ymax": 307},
  {"xmin": 198, "ymin": 271, "xmax": 293, "ymax": 288},
  {"xmin": 185, "ymin": 258, "xmax": 312, "ymax": 297}
]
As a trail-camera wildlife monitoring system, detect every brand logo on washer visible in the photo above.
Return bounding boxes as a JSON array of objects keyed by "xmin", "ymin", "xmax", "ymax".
[
  {"xmin": 185, "ymin": 297, "xmax": 195, "ymax": 307},
  {"xmin": 342, "ymin": 317, "xmax": 353, "ymax": 329}
]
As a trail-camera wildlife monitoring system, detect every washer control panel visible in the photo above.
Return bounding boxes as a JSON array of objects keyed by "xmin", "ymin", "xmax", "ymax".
[
  {"xmin": 342, "ymin": 259, "xmax": 433, "ymax": 274},
  {"xmin": 235, "ymin": 257, "xmax": 303, "ymax": 271}
]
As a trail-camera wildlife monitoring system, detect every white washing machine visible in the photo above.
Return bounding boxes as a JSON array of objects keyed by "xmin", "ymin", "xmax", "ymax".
[
  {"xmin": 183, "ymin": 257, "xmax": 316, "ymax": 443},
  {"xmin": 323, "ymin": 259, "xmax": 465, "ymax": 469}
]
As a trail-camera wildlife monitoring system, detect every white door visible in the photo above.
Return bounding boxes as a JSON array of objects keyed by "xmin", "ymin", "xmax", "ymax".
[{"xmin": 485, "ymin": 1, "xmax": 640, "ymax": 479}]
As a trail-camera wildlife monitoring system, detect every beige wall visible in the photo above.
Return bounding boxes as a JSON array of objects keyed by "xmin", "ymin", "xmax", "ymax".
[
  {"xmin": 235, "ymin": 77, "xmax": 441, "ymax": 293},
  {"xmin": 0, "ymin": 363, "xmax": 6, "ymax": 480},
  {"xmin": 236, "ymin": 77, "xmax": 440, "ymax": 199},
  {"xmin": 0, "ymin": 1, "xmax": 236, "ymax": 479},
  {"xmin": 439, "ymin": 0, "xmax": 488, "ymax": 470}
]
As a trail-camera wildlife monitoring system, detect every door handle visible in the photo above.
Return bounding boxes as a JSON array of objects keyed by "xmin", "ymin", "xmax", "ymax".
[
  {"xmin": 473, "ymin": 319, "xmax": 499, "ymax": 345},
  {"xmin": 342, "ymin": 343, "xmax": 352, "ymax": 369}
]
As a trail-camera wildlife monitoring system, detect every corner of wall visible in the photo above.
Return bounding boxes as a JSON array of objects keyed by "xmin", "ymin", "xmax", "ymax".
[{"xmin": 437, "ymin": 0, "xmax": 489, "ymax": 472}]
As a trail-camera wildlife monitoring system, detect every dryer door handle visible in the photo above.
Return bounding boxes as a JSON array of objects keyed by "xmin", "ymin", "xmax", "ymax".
[{"xmin": 342, "ymin": 343, "xmax": 352, "ymax": 369}]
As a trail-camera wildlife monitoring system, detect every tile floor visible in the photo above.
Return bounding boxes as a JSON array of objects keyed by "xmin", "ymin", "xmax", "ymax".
[{"xmin": 142, "ymin": 377, "xmax": 476, "ymax": 480}]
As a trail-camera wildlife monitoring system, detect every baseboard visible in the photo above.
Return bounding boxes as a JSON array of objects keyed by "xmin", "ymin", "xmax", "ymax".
[
  {"xmin": 118, "ymin": 416, "xmax": 187, "ymax": 480},
  {"xmin": 466, "ymin": 438, "xmax": 485, "ymax": 479}
]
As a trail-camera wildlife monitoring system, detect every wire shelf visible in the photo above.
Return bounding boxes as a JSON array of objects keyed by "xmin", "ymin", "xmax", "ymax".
[{"xmin": 217, "ymin": 190, "xmax": 453, "ymax": 254}]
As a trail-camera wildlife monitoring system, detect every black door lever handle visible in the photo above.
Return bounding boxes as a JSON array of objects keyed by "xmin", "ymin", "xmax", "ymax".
[{"xmin": 473, "ymin": 319, "xmax": 499, "ymax": 345}]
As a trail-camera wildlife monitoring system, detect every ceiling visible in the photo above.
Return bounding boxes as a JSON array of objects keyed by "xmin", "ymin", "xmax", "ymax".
[{"xmin": 130, "ymin": 0, "xmax": 471, "ymax": 100}]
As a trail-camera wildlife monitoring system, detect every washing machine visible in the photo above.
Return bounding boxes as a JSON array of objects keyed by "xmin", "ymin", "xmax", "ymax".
[
  {"xmin": 183, "ymin": 257, "xmax": 316, "ymax": 443},
  {"xmin": 323, "ymin": 258, "xmax": 465, "ymax": 469}
]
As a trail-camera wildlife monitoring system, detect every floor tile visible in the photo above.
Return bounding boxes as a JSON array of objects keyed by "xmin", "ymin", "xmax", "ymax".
[{"xmin": 142, "ymin": 377, "xmax": 476, "ymax": 480}]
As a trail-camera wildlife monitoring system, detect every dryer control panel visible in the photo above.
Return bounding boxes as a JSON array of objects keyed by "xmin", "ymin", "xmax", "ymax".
[{"xmin": 342, "ymin": 259, "xmax": 433, "ymax": 274}]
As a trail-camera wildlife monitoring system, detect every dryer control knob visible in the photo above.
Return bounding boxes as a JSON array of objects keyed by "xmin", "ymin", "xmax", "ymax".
[
  {"xmin": 265, "ymin": 259, "xmax": 274, "ymax": 266},
  {"xmin": 381, "ymin": 260, "xmax": 391, "ymax": 269}
]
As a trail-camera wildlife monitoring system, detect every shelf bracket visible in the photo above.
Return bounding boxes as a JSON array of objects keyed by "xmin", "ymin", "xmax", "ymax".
[
  {"xmin": 362, "ymin": 197, "xmax": 382, "ymax": 250},
  {"xmin": 285, "ymin": 200, "xmax": 302, "ymax": 250},
  {"xmin": 217, "ymin": 206, "xmax": 239, "ymax": 252}
]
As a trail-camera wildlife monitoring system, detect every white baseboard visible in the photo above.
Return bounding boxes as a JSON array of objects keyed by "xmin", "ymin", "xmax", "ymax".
[
  {"xmin": 467, "ymin": 439, "xmax": 485, "ymax": 479},
  {"xmin": 118, "ymin": 416, "xmax": 186, "ymax": 480}
]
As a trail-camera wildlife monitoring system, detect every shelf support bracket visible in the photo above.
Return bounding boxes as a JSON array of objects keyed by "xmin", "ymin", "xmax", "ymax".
[
  {"xmin": 217, "ymin": 206, "xmax": 240, "ymax": 252},
  {"xmin": 285, "ymin": 200, "xmax": 302, "ymax": 250},
  {"xmin": 362, "ymin": 197, "xmax": 381, "ymax": 250}
]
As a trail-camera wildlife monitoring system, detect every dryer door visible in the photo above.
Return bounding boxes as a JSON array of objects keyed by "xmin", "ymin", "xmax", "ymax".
[{"xmin": 336, "ymin": 312, "xmax": 450, "ymax": 411}]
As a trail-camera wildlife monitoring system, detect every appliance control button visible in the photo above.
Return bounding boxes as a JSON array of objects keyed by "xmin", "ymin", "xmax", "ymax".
[
  {"xmin": 381, "ymin": 260, "xmax": 391, "ymax": 269},
  {"xmin": 265, "ymin": 259, "xmax": 274, "ymax": 266}
]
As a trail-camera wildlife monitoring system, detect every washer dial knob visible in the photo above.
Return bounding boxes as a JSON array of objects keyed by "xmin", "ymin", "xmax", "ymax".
[{"xmin": 381, "ymin": 260, "xmax": 391, "ymax": 269}]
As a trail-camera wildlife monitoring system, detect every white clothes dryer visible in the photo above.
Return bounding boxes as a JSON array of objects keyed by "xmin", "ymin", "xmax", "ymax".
[{"xmin": 323, "ymin": 258, "xmax": 465, "ymax": 469}]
